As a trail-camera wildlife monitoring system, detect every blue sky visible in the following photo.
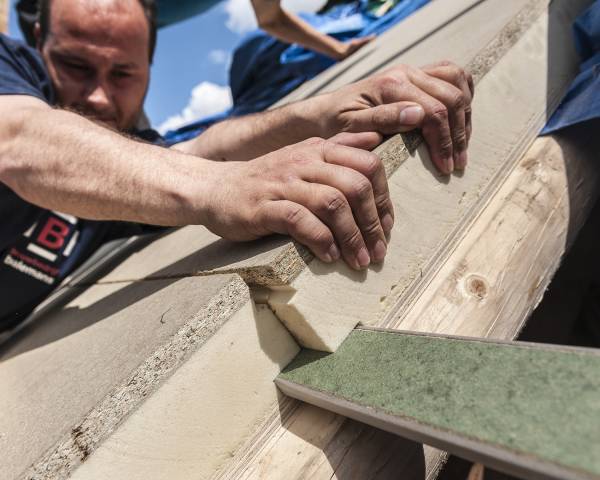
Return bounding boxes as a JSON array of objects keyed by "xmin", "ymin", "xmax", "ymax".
[{"xmin": 7, "ymin": 0, "xmax": 325, "ymax": 132}]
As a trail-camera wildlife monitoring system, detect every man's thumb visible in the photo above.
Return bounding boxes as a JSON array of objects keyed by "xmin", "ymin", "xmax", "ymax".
[{"xmin": 345, "ymin": 102, "xmax": 425, "ymax": 135}]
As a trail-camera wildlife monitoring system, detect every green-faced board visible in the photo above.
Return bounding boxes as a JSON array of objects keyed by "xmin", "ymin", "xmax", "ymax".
[{"xmin": 276, "ymin": 328, "xmax": 600, "ymax": 480}]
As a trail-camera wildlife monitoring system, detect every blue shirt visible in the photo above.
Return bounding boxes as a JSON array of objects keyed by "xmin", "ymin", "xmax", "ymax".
[
  {"xmin": 542, "ymin": 0, "xmax": 600, "ymax": 134},
  {"xmin": 0, "ymin": 34, "xmax": 163, "ymax": 330}
]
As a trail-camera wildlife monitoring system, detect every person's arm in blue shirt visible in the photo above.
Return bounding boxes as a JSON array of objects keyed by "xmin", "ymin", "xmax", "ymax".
[{"xmin": 251, "ymin": 0, "xmax": 373, "ymax": 61}]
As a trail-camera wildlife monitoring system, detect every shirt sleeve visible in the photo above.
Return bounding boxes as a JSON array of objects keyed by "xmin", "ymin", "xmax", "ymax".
[
  {"xmin": 0, "ymin": 184, "xmax": 42, "ymax": 252},
  {"xmin": 0, "ymin": 35, "xmax": 53, "ymax": 250},
  {"xmin": 0, "ymin": 34, "xmax": 54, "ymax": 103}
]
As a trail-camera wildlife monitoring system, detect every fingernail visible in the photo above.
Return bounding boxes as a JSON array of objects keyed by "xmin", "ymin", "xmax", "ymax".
[
  {"xmin": 356, "ymin": 247, "xmax": 371, "ymax": 268},
  {"xmin": 372, "ymin": 240, "xmax": 387, "ymax": 263},
  {"xmin": 382, "ymin": 213, "xmax": 394, "ymax": 233},
  {"xmin": 446, "ymin": 156, "xmax": 454, "ymax": 174},
  {"xmin": 356, "ymin": 248, "xmax": 371, "ymax": 269},
  {"xmin": 399, "ymin": 106, "xmax": 424, "ymax": 125},
  {"xmin": 455, "ymin": 151, "xmax": 468, "ymax": 170},
  {"xmin": 329, "ymin": 243, "xmax": 341, "ymax": 261},
  {"xmin": 322, "ymin": 252, "xmax": 333, "ymax": 263}
]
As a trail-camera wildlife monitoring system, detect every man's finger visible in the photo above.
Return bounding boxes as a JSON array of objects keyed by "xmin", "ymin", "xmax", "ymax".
[
  {"xmin": 344, "ymin": 102, "xmax": 425, "ymax": 135},
  {"xmin": 283, "ymin": 178, "xmax": 372, "ymax": 270},
  {"xmin": 310, "ymin": 160, "xmax": 386, "ymax": 264},
  {"xmin": 421, "ymin": 63, "xmax": 473, "ymax": 98},
  {"xmin": 389, "ymin": 82, "xmax": 454, "ymax": 174},
  {"xmin": 257, "ymin": 200, "xmax": 340, "ymax": 264},
  {"xmin": 322, "ymin": 141, "xmax": 394, "ymax": 238},
  {"xmin": 408, "ymin": 69, "xmax": 468, "ymax": 172},
  {"xmin": 346, "ymin": 35, "xmax": 376, "ymax": 56},
  {"xmin": 421, "ymin": 62, "xmax": 474, "ymax": 99},
  {"xmin": 328, "ymin": 131, "xmax": 383, "ymax": 150},
  {"xmin": 371, "ymin": 77, "xmax": 455, "ymax": 174},
  {"xmin": 421, "ymin": 63, "xmax": 474, "ymax": 166}
]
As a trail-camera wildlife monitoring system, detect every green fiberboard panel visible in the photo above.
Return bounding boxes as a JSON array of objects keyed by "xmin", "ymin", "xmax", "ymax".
[{"xmin": 276, "ymin": 328, "xmax": 600, "ymax": 480}]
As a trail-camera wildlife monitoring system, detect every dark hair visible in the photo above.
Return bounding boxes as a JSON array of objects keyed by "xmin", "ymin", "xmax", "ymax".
[{"xmin": 37, "ymin": 0, "xmax": 157, "ymax": 63}]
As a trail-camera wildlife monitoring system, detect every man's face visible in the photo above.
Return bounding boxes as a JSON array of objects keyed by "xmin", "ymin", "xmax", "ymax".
[{"xmin": 37, "ymin": 0, "xmax": 151, "ymax": 131}]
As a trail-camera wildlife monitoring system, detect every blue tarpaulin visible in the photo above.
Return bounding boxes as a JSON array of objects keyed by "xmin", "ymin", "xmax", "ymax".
[
  {"xmin": 542, "ymin": 0, "xmax": 600, "ymax": 134},
  {"xmin": 164, "ymin": 0, "xmax": 430, "ymax": 143}
]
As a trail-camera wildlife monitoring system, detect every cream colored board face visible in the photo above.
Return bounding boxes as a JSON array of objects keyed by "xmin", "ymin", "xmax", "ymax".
[
  {"xmin": 69, "ymin": 302, "xmax": 299, "ymax": 480},
  {"xmin": 1, "ymin": 274, "xmax": 247, "ymax": 480}
]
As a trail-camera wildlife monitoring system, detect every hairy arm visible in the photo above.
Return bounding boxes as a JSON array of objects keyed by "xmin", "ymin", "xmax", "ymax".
[
  {"xmin": 0, "ymin": 95, "xmax": 215, "ymax": 226},
  {"xmin": 172, "ymin": 95, "xmax": 328, "ymax": 161},
  {"xmin": 176, "ymin": 62, "xmax": 474, "ymax": 174}
]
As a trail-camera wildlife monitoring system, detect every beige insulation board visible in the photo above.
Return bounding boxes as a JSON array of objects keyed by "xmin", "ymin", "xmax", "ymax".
[
  {"xmin": 0, "ymin": 274, "xmax": 299, "ymax": 480},
  {"xmin": 87, "ymin": 0, "xmax": 589, "ymax": 352}
]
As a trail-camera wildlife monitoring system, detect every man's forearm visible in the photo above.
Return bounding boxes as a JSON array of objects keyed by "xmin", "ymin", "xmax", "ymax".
[
  {"xmin": 173, "ymin": 94, "xmax": 333, "ymax": 161},
  {"xmin": 0, "ymin": 97, "xmax": 215, "ymax": 226}
]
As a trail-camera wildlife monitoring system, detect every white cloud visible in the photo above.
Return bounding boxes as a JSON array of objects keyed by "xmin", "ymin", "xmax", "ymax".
[
  {"xmin": 224, "ymin": 0, "xmax": 257, "ymax": 34},
  {"xmin": 224, "ymin": 0, "xmax": 327, "ymax": 35},
  {"xmin": 209, "ymin": 49, "xmax": 231, "ymax": 65},
  {"xmin": 158, "ymin": 82, "xmax": 233, "ymax": 134}
]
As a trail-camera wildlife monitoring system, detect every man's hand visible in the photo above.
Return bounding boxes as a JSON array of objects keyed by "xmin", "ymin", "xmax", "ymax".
[
  {"xmin": 178, "ymin": 62, "xmax": 473, "ymax": 172},
  {"xmin": 334, "ymin": 36, "xmax": 376, "ymax": 60},
  {"xmin": 321, "ymin": 61, "xmax": 474, "ymax": 174},
  {"xmin": 201, "ymin": 133, "xmax": 392, "ymax": 270}
]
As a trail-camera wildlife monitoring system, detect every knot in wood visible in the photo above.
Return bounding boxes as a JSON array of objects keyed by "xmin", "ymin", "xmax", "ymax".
[{"xmin": 465, "ymin": 275, "xmax": 489, "ymax": 300}]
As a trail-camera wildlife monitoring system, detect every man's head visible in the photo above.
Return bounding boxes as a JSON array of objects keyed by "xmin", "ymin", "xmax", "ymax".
[{"xmin": 35, "ymin": 0, "xmax": 157, "ymax": 131}]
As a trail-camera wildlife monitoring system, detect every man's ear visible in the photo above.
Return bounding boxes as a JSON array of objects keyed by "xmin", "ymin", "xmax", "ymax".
[{"xmin": 34, "ymin": 22, "xmax": 42, "ymax": 51}]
